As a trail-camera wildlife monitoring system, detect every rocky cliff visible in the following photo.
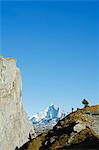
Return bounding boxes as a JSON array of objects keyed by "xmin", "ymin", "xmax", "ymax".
[
  {"xmin": 0, "ymin": 58, "xmax": 35, "ymax": 150},
  {"xmin": 19, "ymin": 105, "xmax": 99, "ymax": 150}
]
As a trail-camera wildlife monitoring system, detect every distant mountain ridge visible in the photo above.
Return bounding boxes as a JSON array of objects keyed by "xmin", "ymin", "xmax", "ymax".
[{"xmin": 31, "ymin": 104, "xmax": 66, "ymax": 135}]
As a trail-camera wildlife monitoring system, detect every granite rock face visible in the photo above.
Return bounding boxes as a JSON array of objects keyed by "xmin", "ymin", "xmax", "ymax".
[{"xmin": 0, "ymin": 58, "xmax": 35, "ymax": 150}]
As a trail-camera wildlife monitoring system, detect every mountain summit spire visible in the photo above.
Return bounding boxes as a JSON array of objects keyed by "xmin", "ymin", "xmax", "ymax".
[{"xmin": 31, "ymin": 104, "xmax": 66, "ymax": 135}]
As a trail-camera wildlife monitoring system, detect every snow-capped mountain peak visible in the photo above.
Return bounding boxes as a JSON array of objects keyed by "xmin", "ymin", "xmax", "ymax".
[
  {"xmin": 31, "ymin": 104, "xmax": 66, "ymax": 135},
  {"xmin": 31, "ymin": 104, "xmax": 65, "ymax": 123}
]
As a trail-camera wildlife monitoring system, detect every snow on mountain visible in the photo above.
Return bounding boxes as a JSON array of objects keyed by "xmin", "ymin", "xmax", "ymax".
[
  {"xmin": 31, "ymin": 104, "xmax": 65, "ymax": 123},
  {"xmin": 31, "ymin": 104, "xmax": 66, "ymax": 135}
]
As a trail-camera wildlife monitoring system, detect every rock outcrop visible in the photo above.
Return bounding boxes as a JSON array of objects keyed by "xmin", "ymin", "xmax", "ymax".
[
  {"xmin": 0, "ymin": 58, "xmax": 35, "ymax": 150},
  {"xmin": 19, "ymin": 105, "xmax": 99, "ymax": 150}
]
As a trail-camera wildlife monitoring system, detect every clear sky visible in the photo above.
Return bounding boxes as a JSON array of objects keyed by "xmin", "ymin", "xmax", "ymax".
[{"xmin": 1, "ymin": 0, "xmax": 99, "ymax": 117}]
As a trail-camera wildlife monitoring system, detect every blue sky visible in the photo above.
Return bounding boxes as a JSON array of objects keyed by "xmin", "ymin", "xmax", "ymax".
[{"xmin": 1, "ymin": 0, "xmax": 98, "ymax": 117}]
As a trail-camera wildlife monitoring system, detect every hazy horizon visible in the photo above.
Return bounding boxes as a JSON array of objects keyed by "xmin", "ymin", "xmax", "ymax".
[{"xmin": 1, "ymin": 0, "xmax": 98, "ymax": 117}]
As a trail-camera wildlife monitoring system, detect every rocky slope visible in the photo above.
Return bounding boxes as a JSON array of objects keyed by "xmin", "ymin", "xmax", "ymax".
[
  {"xmin": 19, "ymin": 105, "xmax": 99, "ymax": 150},
  {"xmin": 0, "ymin": 58, "xmax": 35, "ymax": 150},
  {"xmin": 31, "ymin": 104, "xmax": 65, "ymax": 135}
]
